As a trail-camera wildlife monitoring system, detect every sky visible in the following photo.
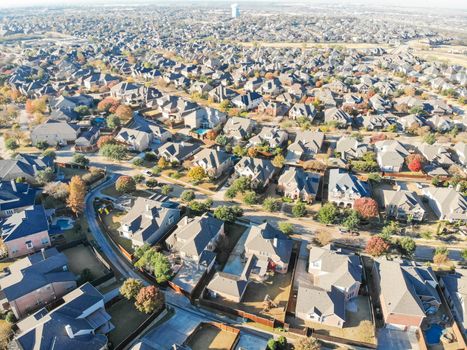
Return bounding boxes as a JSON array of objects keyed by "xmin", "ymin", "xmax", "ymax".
[{"xmin": 0, "ymin": 0, "xmax": 466, "ymax": 10}]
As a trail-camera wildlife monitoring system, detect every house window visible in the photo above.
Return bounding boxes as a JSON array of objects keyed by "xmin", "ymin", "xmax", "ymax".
[
  {"xmin": 25, "ymin": 241, "xmax": 33, "ymax": 249},
  {"xmin": 41, "ymin": 238, "xmax": 49, "ymax": 245}
]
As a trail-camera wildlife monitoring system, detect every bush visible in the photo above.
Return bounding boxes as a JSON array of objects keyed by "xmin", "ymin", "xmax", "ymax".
[
  {"xmin": 132, "ymin": 158, "xmax": 144, "ymax": 167},
  {"xmin": 35, "ymin": 167, "xmax": 55, "ymax": 184},
  {"xmin": 161, "ymin": 185, "xmax": 173, "ymax": 195},
  {"xmin": 263, "ymin": 197, "xmax": 281, "ymax": 212},
  {"xmin": 5, "ymin": 312, "xmax": 15, "ymax": 324},
  {"xmin": 213, "ymin": 205, "xmax": 243, "ymax": 222},
  {"xmin": 5, "ymin": 138, "xmax": 18, "ymax": 151},
  {"xmin": 72, "ymin": 154, "xmax": 89, "ymax": 166},
  {"xmin": 116, "ymin": 176, "xmax": 136, "ymax": 193},
  {"xmin": 78, "ymin": 268, "xmax": 93, "ymax": 285},
  {"xmin": 317, "ymin": 203, "xmax": 338, "ymax": 224},
  {"xmin": 35, "ymin": 141, "xmax": 49, "ymax": 150},
  {"xmin": 292, "ymin": 201, "xmax": 307, "ymax": 217},
  {"xmin": 100, "ymin": 143, "xmax": 127, "ymax": 160},
  {"xmin": 278, "ymin": 222, "xmax": 294, "ymax": 235},
  {"xmin": 181, "ymin": 190, "xmax": 195, "ymax": 202},
  {"xmin": 146, "ymin": 179, "xmax": 158, "ymax": 188},
  {"xmin": 243, "ymin": 191, "xmax": 258, "ymax": 205}
]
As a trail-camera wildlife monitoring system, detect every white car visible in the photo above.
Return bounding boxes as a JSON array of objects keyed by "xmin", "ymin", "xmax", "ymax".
[{"xmin": 142, "ymin": 170, "xmax": 153, "ymax": 177}]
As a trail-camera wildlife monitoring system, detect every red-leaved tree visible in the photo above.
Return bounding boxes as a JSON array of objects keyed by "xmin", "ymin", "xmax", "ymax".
[
  {"xmin": 135, "ymin": 285, "xmax": 165, "ymax": 314},
  {"xmin": 365, "ymin": 236, "xmax": 390, "ymax": 257},
  {"xmin": 408, "ymin": 158, "xmax": 422, "ymax": 172},
  {"xmin": 354, "ymin": 198, "xmax": 379, "ymax": 219}
]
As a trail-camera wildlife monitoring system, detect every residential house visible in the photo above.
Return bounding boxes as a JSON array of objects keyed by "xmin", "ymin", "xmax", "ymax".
[
  {"xmin": 130, "ymin": 113, "xmax": 171, "ymax": 144},
  {"xmin": 208, "ymin": 85, "xmax": 238, "ymax": 103},
  {"xmin": 14, "ymin": 283, "xmax": 113, "ymax": 349},
  {"xmin": 184, "ymin": 107, "xmax": 227, "ymax": 130},
  {"xmin": 417, "ymin": 143, "xmax": 455, "ymax": 168},
  {"xmin": 277, "ymin": 167, "xmax": 321, "ymax": 203},
  {"xmin": 234, "ymin": 157, "xmax": 276, "ymax": 189},
  {"xmin": 454, "ymin": 142, "xmax": 466, "ymax": 165},
  {"xmin": 286, "ymin": 131, "xmax": 324, "ymax": 164},
  {"xmin": 158, "ymin": 141, "xmax": 201, "ymax": 164},
  {"xmin": 0, "ymin": 205, "xmax": 51, "ymax": 258},
  {"xmin": 423, "ymin": 187, "xmax": 467, "ymax": 222},
  {"xmin": 0, "ymin": 154, "xmax": 53, "ymax": 183},
  {"xmin": 231, "ymin": 92, "xmax": 263, "ymax": 111},
  {"xmin": 362, "ymin": 114, "xmax": 392, "ymax": 131},
  {"xmin": 248, "ymin": 126, "xmax": 288, "ymax": 149},
  {"xmin": 328, "ymin": 169, "xmax": 369, "ymax": 207},
  {"xmin": 258, "ymin": 101, "xmax": 290, "ymax": 118},
  {"xmin": 335, "ymin": 137, "xmax": 369, "ymax": 161},
  {"xmin": 0, "ymin": 180, "xmax": 37, "ymax": 217},
  {"xmin": 439, "ymin": 272, "xmax": 467, "ymax": 334},
  {"xmin": 324, "ymin": 108, "xmax": 352, "ymax": 127},
  {"xmin": 375, "ymin": 140, "xmax": 410, "ymax": 173},
  {"xmin": 382, "ymin": 190, "xmax": 425, "ymax": 222},
  {"xmin": 119, "ymin": 197, "xmax": 180, "ymax": 247},
  {"xmin": 192, "ymin": 148, "xmax": 233, "ymax": 179},
  {"xmin": 372, "ymin": 259, "xmax": 441, "ymax": 330},
  {"xmin": 75, "ymin": 127, "xmax": 100, "ymax": 152},
  {"xmin": 288, "ymin": 103, "xmax": 316, "ymax": 121},
  {"xmin": 31, "ymin": 120, "xmax": 80, "ymax": 146},
  {"xmin": 223, "ymin": 117, "xmax": 256, "ymax": 142},
  {"xmin": 0, "ymin": 248, "xmax": 76, "ymax": 319},
  {"xmin": 116, "ymin": 127, "xmax": 151, "ymax": 152}
]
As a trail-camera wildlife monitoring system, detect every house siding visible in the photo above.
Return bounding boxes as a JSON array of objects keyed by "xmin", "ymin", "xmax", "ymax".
[{"xmin": 5, "ymin": 230, "xmax": 51, "ymax": 258}]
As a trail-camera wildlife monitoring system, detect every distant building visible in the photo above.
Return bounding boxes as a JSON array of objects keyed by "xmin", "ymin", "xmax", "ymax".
[{"xmin": 231, "ymin": 4, "xmax": 240, "ymax": 18}]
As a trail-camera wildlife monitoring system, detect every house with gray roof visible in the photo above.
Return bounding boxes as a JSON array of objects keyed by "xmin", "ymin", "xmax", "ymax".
[
  {"xmin": 0, "ymin": 247, "xmax": 76, "ymax": 319},
  {"xmin": 375, "ymin": 140, "xmax": 410, "ymax": 173},
  {"xmin": 248, "ymin": 126, "xmax": 288, "ymax": 149},
  {"xmin": 453, "ymin": 142, "xmax": 467, "ymax": 166},
  {"xmin": 335, "ymin": 137, "xmax": 369, "ymax": 161},
  {"xmin": 14, "ymin": 283, "xmax": 113, "ymax": 350},
  {"xmin": 193, "ymin": 148, "xmax": 233, "ymax": 179},
  {"xmin": 324, "ymin": 108, "xmax": 352, "ymax": 127},
  {"xmin": 286, "ymin": 131, "xmax": 324, "ymax": 164},
  {"xmin": 288, "ymin": 103, "xmax": 316, "ymax": 121},
  {"xmin": 423, "ymin": 187, "xmax": 467, "ymax": 222},
  {"xmin": 158, "ymin": 141, "xmax": 201, "ymax": 164},
  {"xmin": 372, "ymin": 259, "xmax": 441, "ymax": 330},
  {"xmin": 382, "ymin": 190, "xmax": 425, "ymax": 222},
  {"xmin": 0, "ymin": 154, "xmax": 53, "ymax": 183},
  {"xmin": 119, "ymin": 197, "xmax": 180, "ymax": 247},
  {"xmin": 277, "ymin": 167, "xmax": 320, "ymax": 203},
  {"xmin": 116, "ymin": 127, "xmax": 151, "ymax": 152},
  {"xmin": 223, "ymin": 117, "xmax": 256, "ymax": 143},
  {"xmin": 328, "ymin": 169, "xmax": 369, "ymax": 207},
  {"xmin": 184, "ymin": 107, "xmax": 227, "ymax": 130},
  {"xmin": 31, "ymin": 120, "xmax": 80, "ymax": 147},
  {"xmin": 417, "ymin": 143, "xmax": 455, "ymax": 168},
  {"xmin": 234, "ymin": 157, "xmax": 277, "ymax": 189}
]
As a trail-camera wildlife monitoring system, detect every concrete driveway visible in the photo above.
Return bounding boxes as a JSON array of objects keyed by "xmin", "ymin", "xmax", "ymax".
[{"xmin": 377, "ymin": 328, "xmax": 419, "ymax": 350}]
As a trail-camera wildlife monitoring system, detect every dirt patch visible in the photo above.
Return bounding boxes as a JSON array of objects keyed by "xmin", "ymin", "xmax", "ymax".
[{"xmin": 187, "ymin": 324, "xmax": 238, "ymax": 350}]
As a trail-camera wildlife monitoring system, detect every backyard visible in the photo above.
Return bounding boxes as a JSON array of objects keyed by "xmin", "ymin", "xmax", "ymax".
[
  {"xmin": 216, "ymin": 222, "xmax": 248, "ymax": 267},
  {"xmin": 61, "ymin": 244, "xmax": 109, "ymax": 279},
  {"xmin": 100, "ymin": 183, "xmax": 153, "ymax": 199},
  {"xmin": 186, "ymin": 323, "xmax": 238, "ymax": 350},
  {"xmin": 107, "ymin": 298, "xmax": 149, "ymax": 347},
  {"xmin": 101, "ymin": 210, "xmax": 134, "ymax": 254}
]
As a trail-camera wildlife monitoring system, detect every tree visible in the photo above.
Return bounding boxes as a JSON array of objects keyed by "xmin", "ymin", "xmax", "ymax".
[
  {"xmin": 42, "ymin": 149, "xmax": 56, "ymax": 159},
  {"xmin": 0, "ymin": 320, "xmax": 12, "ymax": 349},
  {"xmin": 157, "ymin": 157, "xmax": 169, "ymax": 169},
  {"xmin": 44, "ymin": 182, "xmax": 69, "ymax": 200},
  {"xmin": 272, "ymin": 154, "xmax": 285, "ymax": 168},
  {"xmin": 187, "ymin": 166, "xmax": 206, "ymax": 182},
  {"xmin": 134, "ymin": 244, "xmax": 151, "ymax": 259},
  {"xmin": 278, "ymin": 222, "xmax": 294, "ymax": 235},
  {"xmin": 292, "ymin": 201, "xmax": 307, "ymax": 217},
  {"xmin": 294, "ymin": 337, "xmax": 321, "ymax": 350},
  {"xmin": 343, "ymin": 210, "xmax": 360, "ymax": 231},
  {"xmin": 408, "ymin": 157, "xmax": 422, "ymax": 172},
  {"xmin": 213, "ymin": 205, "xmax": 243, "ymax": 222},
  {"xmin": 35, "ymin": 141, "xmax": 49, "ymax": 151},
  {"xmin": 97, "ymin": 97, "xmax": 120, "ymax": 113},
  {"xmin": 135, "ymin": 285, "xmax": 165, "ymax": 314},
  {"xmin": 188, "ymin": 199, "xmax": 212, "ymax": 213},
  {"xmin": 5, "ymin": 138, "xmax": 18, "ymax": 151},
  {"xmin": 399, "ymin": 237, "xmax": 416, "ymax": 256},
  {"xmin": 97, "ymin": 135, "xmax": 115, "ymax": 149},
  {"xmin": 233, "ymin": 145, "xmax": 246, "ymax": 157},
  {"xmin": 35, "ymin": 167, "xmax": 55, "ymax": 184},
  {"xmin": 161, "ymin": 184, "xmax": 173, "ymax": 195},
  {"xmin": 243, "ymin": 191, "xmax": 258, "ymax": 205},
  {"xmin": 67, "ymin": 176, "xmax": 86, "ymax": 216},
  {"xmin": 225, "ymin": 187, "xmax": 238, "ymax": 199},
  {"xmin": 353, "ymin": 198, "xmax": 379, "ymax": 219},
  {"xmin": 115, "ymin": 104, "xmax": 133, "ymax": 121},
  {"xmin": 116, "ymin": 176, "xmax": 136, "ymax": 193},
  {"xmin": 247, "ymin": 147, "xmax": 258, "ymax": 158},
  {"xmin": 462, "ymin": 249, "xmax": 467, "ymax": 261},
  {"xmin": 215, "ymin": 134, "xmax": 228, "ymax": 146},
  {"xmin": 365, "ymin": 236, "xmax": 390, "ymax": 257},
  {"xmin": 72, "ymin": 154, "xmax": 89, "ymax": 166},
  {"xmin": 181, "ymin": 190, "xmax": 195, "ymax": 202},
  {"xmin": 267, "ymin": 339, "xmax": 277, "ymax": 350},
  {"xmin": 317, "ymin": 203, "xmax": 338, "ymax": 224},
  {"xmin": 423, "ymin": 132, "xmax": 436, "ymax": 145},
  {"xmin": 263, "ymin": 197, "xmax": 281, "ymax": 212},
  {"xmin": 74, "ymin": 105, "xmax": 89, "ymax": 116},
  {"xmin": 100, "ymin": 143, "xmax": 127, "ymax": 160},
  {"xmin": 133, "ymin": 158, "xmax": 144, "ymax": 167},
  {"xmin": 152, "ymin": 252, "xmax": 172, "ymax": 283},
  {"xmin": 433, "ymin": 252, "xmax": 449, "ymax": 265},
  {"xmin": 380, "ymin": 221, "xmax": 399, "ymax": 240},
  {"xmin": 106, "ymin": 114, "xmax": 121, "ymax": 129}
]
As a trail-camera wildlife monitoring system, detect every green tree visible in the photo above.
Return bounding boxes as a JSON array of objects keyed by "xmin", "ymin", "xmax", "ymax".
[
  {"xmin": 134, "ymin": 244, "xmax": 151, "ymax": 260},
  {"xmin": 292, "ymin": 201, "xmax": 307, "ymax": 217},
  {"xmin": 423, "ymin": 132, "xmax": 436, "ymax": 145},
  {"xmin": 35, "ymin": 167, "xmax": 55, "ymax": 184},
  {"xmin": 278, "ymin": 222, "xmax": 294, "ymax": 235},
  {"xmin": 161, "ymin": 184, "xmax": 173, "ymax": 195},
  {"xmin": 342, "ymin": 210, "xmax": 360, "ymax": 230},
  {"xmin": 243, "ymin": 191, "xmax": 258, "ymax": 205},
  {"xmin": 233, "ymin": 145, "xmax": 246, "ymax": 157},
  {"xmin": 188, "ymin": 199, "xmax": 213, "ymax": 213},
  {"xmin": 100, "ymin": 143, "xmax": 127, "ymax": 160},
  {"xmin": 132, "ymin": 158, "xmax": 144, "ymax": 167},
  {"xmin": 5, "ymin": 138, "xmax": 18, "ymax": 151},
  {"xmin": 72, "ymin": 154, "xmax": 89, "ymax": 166},
  {"xmin": 317, "ymin": 203, "xmax": 338, "ymax": 224},
  {"xmin": 380, "ymin": 221, "xmax": 399, "ymax": 240},
  {"xmin": 399, "ymin": 237, "xmax": 416, "ymax": 256},
  {"xmin": 272, "ymin": 154, "xmax": 285, "ymax": 168},
  {"xmin": 263, "ymin": 197, "xmax": 281, "ymax": 212},
  {"xmin": 152, "ymin": 252, "xmax": 172, "ymax": 283},
  {"xmin": 35, "ymin": 141, "xmax": 49, "ymax": 150},
  {"xmin": 213, "ymin": 205, "xmax": 243, "ymax": 222},
  {"xmin": 225, "ymin": 186, "xmax": 238, "ymax": 199},
  {"xmin": 181, "ymin": 190, "xmax": 195, "ymax": 202},
  {"xmin": 215, "ymin": 134, "xmax": 228, "ymax": 146},
  {"xmin": 106, "ymin": 114, "xmax": 121, "ymax": 129},
  {"xmin": 41, "ymin": 149, "xmax": 56, "ymax": 159}
]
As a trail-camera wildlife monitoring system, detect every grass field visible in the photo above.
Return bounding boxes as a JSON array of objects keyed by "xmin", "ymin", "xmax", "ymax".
[
  {"xmin": 61, "ymin": 244, "xmax": 108, "ymax": 279},
  {"xmin": 187, "ymin": 324, "xmax": 238, "ymax": 350}
]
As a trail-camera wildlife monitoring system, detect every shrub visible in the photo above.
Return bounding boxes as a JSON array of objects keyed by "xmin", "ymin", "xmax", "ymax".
[
  {"xmin": 263, "ymin": 197, "xmax": 281, "ymax": 212},
  {"xmin": 365, "ymin": 236, "xmax": 390, "ymax": 257},
  {"xmin": 181, "ymin": 190, "xmax": 195, "ymax": 202},
  {"xmin": 116, "ymin": 176, "xmax": 136, "ymax": 193},
  {"xmin": 243, "ymin": 191, "xmax": 258, "ymax": 205},
  {"xmin": 317, "ymin": 203, "xmax": 338, "ymax": 224},
  {"xmin": 135, "ymin": 285, "xmax": 165, "ymax": 314},
  {"xmin": 292, "ymin": 201, "xmax": 307, "ymax": 217}
]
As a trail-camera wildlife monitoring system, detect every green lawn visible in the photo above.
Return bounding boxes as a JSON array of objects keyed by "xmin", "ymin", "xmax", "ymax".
[{"xmin": 101, "ymin": 211, "xmax": 134, "ymax": 254}]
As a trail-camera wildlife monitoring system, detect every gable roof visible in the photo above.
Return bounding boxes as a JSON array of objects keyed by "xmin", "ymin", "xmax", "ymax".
[
  {"xmin": 0, "ymin": 180, "xmax": 37, "ymax": 211},
  {"xmin": 1, "ymin": 205, "xmax": 49, "ymax": 242}
]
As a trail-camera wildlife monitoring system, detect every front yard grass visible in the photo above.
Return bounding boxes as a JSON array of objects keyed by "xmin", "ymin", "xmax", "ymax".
[{"xmin": 107, "ymin": 298, "xmax": 149, "ymax": 346}]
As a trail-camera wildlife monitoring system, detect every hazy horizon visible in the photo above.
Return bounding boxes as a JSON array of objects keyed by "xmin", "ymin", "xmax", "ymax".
[{"xmin": 0, "ymin": 0, "xmax": 466, "ymax": 11}]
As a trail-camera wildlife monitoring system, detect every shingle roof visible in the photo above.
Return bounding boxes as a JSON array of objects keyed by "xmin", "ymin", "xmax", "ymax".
[{"xmin": 0, "ymin": 205, "xmax": 49, "ymax": 242}]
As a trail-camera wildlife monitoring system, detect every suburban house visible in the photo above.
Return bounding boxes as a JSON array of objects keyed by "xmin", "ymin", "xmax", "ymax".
[
  {"xmin": 328, "ymin": 169, "xmax": 370, "ymax": 207},
  {"xmin": 74, "ymin": 126, "xmax": 100, "ymax": 152},
  {"xmin": 324, "ymin": 108, "xmax": 352, "ymax": 127},
  {"xmin": 0, "ymin": 205, "xmax": 52, "ymax": 258},
  {"xmin": 423, "ymin": 187, "xmax": 467, "ymax": 222},
  {"xmin": 439, "ymin": 272, "xmax": 467, "ymax": 334},
  {"xmin": 0, "ymin": 154, "xmax": 53, "ymax": 183},
  {"xmin": 248, "ymin": 126, "xmax": 288, "ymax": 149},
  {"xmin": 0, "ymin": 180, "xmax": 38, "ymax": 217},
  {"xmin": 184, "ymin": 107, "xmax": 227, "ymax": 130},
  {"xmin": 119, "ymin": 197, "xmax": 181, "ymax": 247},
  {"xmin": 208, "ymin": 85, "xmax": 238, "ymax": 103},
  {"xmin": 372, "ymin": 259, "xmax": 441, "ymax": 330},
  {"xmin": 192, "ymin": 148, "xmax": 233, "ymax": 179},
  {"xmin": 234, "ymin": 157, "xmax": 277, "ymax": 189},
  {"xmin": 258, "ymin": 100, "xmax": 290, "ymax": 118},
  {"xmin": 116, "ymin": 127, "xmax": 151, "ymax": 152},
  {"xmin": 231, "ymin": 91, "xmax": 263, "ymax": 111},
  {"xmin": 335, "ymin": 137, "xmax": 369, "ymax": 161},
  {"xmin": 417, "ymin": 143, "xmax": 455, "ymax": 168},
  {"xmin": 286, "ymin": 131, "xmax": 324, "ymax": 163},
  {"xmin": 453, "ymin": 142, "xmax": 466, "ymax": 165},
  {"xmin": 382, "ymin": 190, "xmax": 425, "ymax": 222},
  {"xmin": 362, "ymin": 114, "xmax": 392, "ymax": 131},
  {"xmin": 288, "ymin": 103, "xmax": 316, "ymax": 121},
  {"xmin": 375, "ymin": 140, "xmax": 410, "ymax": 173},
  {"xmin": 130, "ymin": 113, "xmax": 172, "ymax": 144},
  {"xmin": 223, "ymin": 117, "xmax": 256, "ymax": 142},
  {"xmin": 14, "ymin": 283, "xmax": 113, "ymax": 350},
  {"xmin": 31, "ymin": 120, "xmax": 80, "ymax": 146},
  {"xmin": 0, "ymin": 248, "xmax": 76, "ymax": 319},
  {"xmin": 277, "ymin": 167, "xmax": 321, "ymax": 203},
  {"xmin": 158, "ymin": 141, "xmax": 201, "ymax": 164}
]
